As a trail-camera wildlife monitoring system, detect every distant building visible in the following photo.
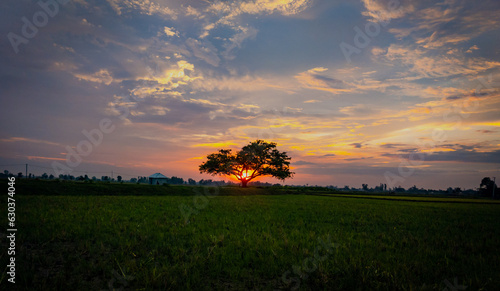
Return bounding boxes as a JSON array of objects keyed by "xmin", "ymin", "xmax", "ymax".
[{"xmin": 149, "ymin": 173, "xmax": 168, "ymax": 185}]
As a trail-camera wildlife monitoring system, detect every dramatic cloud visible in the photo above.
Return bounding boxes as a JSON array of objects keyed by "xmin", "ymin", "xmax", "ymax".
[
  {"xmin": 295, "ymin": 68, "xmax": 351, "ymax": 94},
  {"xmin": 361, "ymin": 0, "xmax": 415, "ymax": 22},
  {"xmin": 0, "ymin": 0, "xmax": 499, "ymax": 189}
]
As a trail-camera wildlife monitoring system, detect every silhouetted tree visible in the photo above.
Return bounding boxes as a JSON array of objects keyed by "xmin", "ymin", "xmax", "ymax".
[
  {"xmin": 170, "ymin": 176, "xmax": 184, "ymax": 185},
  {"xmin": 199, "ymin": 140, "xmax": 293, "ymax": 187},
  {"xmin": 117, "ymin": 175, "xmax": 122, "ymax": 182},
  {"xmin": 198, "ymin": 179, "xmax": 213, "ymax": 185},
  {"xmin": 188, "ymin": 178, "xmax": 197, "ymax": 185},
  {"xmin": 409, "ymin": 185, "xmax": 418, "ymax": 193},
  {"xmin": 480, "ymin": 177, "xmax": 497, "ymax": 197},
  {"xmin": 394, "ymin": 186, "xmax": 406, "ymax": 192}
]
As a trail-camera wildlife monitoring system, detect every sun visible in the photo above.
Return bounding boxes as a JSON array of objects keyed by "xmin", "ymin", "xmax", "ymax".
[{"xmin": 239, "ymin": 168, "xmax": 254, "ymax": 180}]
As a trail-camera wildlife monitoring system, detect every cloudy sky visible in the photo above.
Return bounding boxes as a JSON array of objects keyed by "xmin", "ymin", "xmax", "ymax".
[{"xmin": 1, "ymin": 0, "xmax": 499, "ymax": 189}]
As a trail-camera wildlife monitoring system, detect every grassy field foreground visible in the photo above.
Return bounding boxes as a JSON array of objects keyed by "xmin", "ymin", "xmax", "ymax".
[{"xmin": 1, "ymin": 180, "xmax": 500, "ymax": 290}]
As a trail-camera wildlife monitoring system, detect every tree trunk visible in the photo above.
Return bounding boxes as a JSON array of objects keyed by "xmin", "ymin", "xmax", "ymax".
[{"xmin": 241, "ymin": 180, "xmax": 248, "ymax": 188}]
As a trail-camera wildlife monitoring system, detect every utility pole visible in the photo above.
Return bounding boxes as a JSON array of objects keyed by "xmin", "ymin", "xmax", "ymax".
[
  {"xmin": 493, "ymin": 177, "xmax": 496, "ymax": 199},
  {"xmin": 25, "ymin": 163, "xmax": 28, "ymax": 179}
]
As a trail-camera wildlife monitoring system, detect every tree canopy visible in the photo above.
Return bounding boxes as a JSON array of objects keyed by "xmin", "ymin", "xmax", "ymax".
[
  {"xmin": 199, "ymin": 140, "xmax": 293, "ymax": 187},
  {"xmin": 480, "ymin": 177, "xmax": 497, "ymax": 197}
]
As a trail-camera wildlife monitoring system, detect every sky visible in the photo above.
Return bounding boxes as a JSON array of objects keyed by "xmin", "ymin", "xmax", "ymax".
[{"xmin": 0, "ymin": 0, "xmax": 499, "ymax": 189}]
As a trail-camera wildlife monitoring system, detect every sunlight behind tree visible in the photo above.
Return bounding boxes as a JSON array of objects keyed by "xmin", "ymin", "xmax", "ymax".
[{"xmin": 199, "ymin": 140, "xmax": 293, "ymax": 187}]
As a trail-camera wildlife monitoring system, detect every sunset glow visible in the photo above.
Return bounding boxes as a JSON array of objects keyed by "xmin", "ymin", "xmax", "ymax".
[{"xmin": 238, "ymin": 169, "xmax": 254, "ymax": 181}]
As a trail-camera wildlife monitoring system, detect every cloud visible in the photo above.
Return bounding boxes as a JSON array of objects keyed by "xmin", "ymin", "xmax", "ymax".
[
  {"xmin": 27, "ymin": 155, "xmax": 67, "ymax": 162},
  {"xmin": 74, "ymin": 69, "xmax": 114, "ymax": 85},
  {"xmin": 210, "ymin": 0, "xmax": 312, "ymax": 19},
  {"xmin": 191, "ymin": 74, "xmax": 289, "ymax": 93},
  {"xmin": 425, "ymin": 149, "xmax": 500, "ymax": 164},
  {"xmin": 381, "ymin": 44, "xmax": 500, "ymax": 78},
  {"xmin": 296, "ymin": 162, "xmax": 396, "ymax": 177},
  {"xmin": 384, "ymin": 0, "xmax": 500, "ymax": 51},
  {"xmin": 379, "ymin": 143, "xmax": 407, "ymax": 149},
  {"xmin": 295, "ymin": 67, "xmax": 351, "ymax": 94},
  {"xmin": 223, "ymin": 26, "xmax": 258, "ymax": 60},
  {"xmin": 186, "ymin": 38, "xmax": 221, "ymax": 67},
  {"xmin": 106, "ymin": 0, "xmax": 177, "ymax": 19},
  {"xmin": 476, "ymin": 129, "xmax": 497, "ymax": 134},
  {"xmin": 163, "ymin": 26, "xmax": 179, "ymax": 37},
  {"xmin": 0, "ymin": 137, "xmax": 62, "ymax": 147},
  {"xmin": 416, "ymin": 31, "xmax": 472, "ymax": 49},
  {"xmin": 201, "ymin": 0, "xmax": 312, "ymax": 39},
  {"xmin": 361, "ymin": 0, "xmax": 415, "ymax": 22},
  {"xmin": 339, "ymin": 104, "xmax": 376, "ymax": 116},
  {"xmin": 466, "ymin": 45, "xmax": 479, "ymax": 54},
  {"xmin": 192, "ymin": 142, "xmax": 238, "ymax": 148},
  {"xmin": 371, "ymin": 47, "xmax": 387, "ymax": 56},
  {"xmin": 294, "ymin": 160, "xmax": 317, "ymax": 166},
  {"xmin": 153, "ymin": 60, "xmax": 197, "ymax": 85},
  {"xmin": 184, "ymin": 5, "xmax": 201, "ymax": 17}
]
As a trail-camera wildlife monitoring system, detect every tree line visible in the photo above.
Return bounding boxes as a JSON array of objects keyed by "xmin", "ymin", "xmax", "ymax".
[{"xmin": 0, "ymin": 169, "xmax": 497, "ymax": 198}]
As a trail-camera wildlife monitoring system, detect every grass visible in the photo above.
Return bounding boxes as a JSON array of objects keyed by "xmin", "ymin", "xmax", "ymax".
[
  {"xmin": 10, "ymin": 179, "xmax": 278, "ymax": 196},
  {"xmin": 312, "ymin": 193, "xmax": 500, "ymax": 204},
  {"xmin": 1, "ymin": 179, "xmax": 500, "ymax": 290}
]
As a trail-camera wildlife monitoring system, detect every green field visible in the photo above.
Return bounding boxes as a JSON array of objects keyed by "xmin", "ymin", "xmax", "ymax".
[{"xmin": 1, "ymin": 180, "xmax": 500, "ymax": 290}]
